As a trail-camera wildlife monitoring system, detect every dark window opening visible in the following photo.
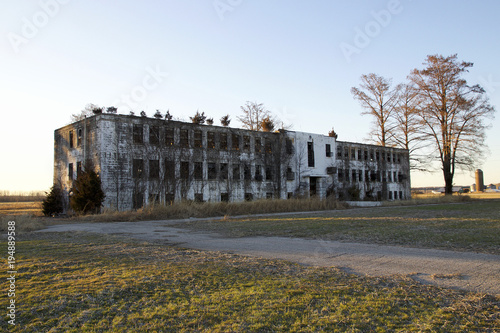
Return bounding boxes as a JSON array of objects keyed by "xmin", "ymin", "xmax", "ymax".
[
  {"xmin": 76, "ymin": 161, "xmax": 82, "ymax": 177},
  {"xmin": 265, "ymin": 166, "xmax": 273, "ymax": 181},
  {"xmin": 232, "ymin": 134, "xmax": 240, "ymax": 150},
  {"xmin": 194, "ymin": 130, "xmax": 203, "ymax": 148},
  {"xmin": 376, "ymin": 151, "xmax": 380, "ymax": 161},
  {"xmin": 180, "ymin": 161, "xmax": 189, "ymax": 179},
  {"xmin": 221, "ymin": 193, "xmax": 229, "ymax": 202},
  {"xmin": 307, "ymin": 142, "xmax": 315, "ymax": 167},
  {"xmin": 165, "ymin": 128, "xmax": 174, "ymax": 146},
  {"xmin": 266, "ymin": 192, "xmax": 273, "ymax": 199},
  {"xmin": 399, "ymin": 191, "xmax": 403, "ymax": 200},
  {"xmin": 243, "ymin": 136, "xmax": 250, "ymax": 151},
  {"xmin": 243, "ymin": 164, "xmax": 251, "ymax": 180},
  {"xmin": 165, "ymin": 159, "xmax": 175, "ymax": 180},
  {"xmin": 351, "ymin": 148, "xmax": 356, "ymax": 160},
  {"xmin": 358, "ymin": 170, "xmax": 363, "ymax": 182},
  {"xmin": 389, "ymin": 191, "xmax": 393, "ymax": 200},
  {"xmin": 149, "ymin": 160, "xmax": 159, "ymax": 179},
  {"xmin": 133, "ymin": 124, "xmax": 143, "ymax": 144},
  {"xmin": 365, "ymin": 170, "xmax": 370, "ymax": 182},
  {"xmin": 255, "ymin": 138, "xmax": 262, "ymax": 153},
  {"xmin": 180, "ymin": 129, "xmax": 189, "ymax": 148},
  {"xmin": 208, "ymin": 163, "xmax": 217, "ymax": 180},
  {"xmin": 165, "ymin": 192, "xmax": 175, "ymax": 205},
  {"xmin": 358, "ymin": 149, "xmax": 362, "ymax": 161},
  {"xmin": 68, "ymin": 163, "xmax": 73, "ymax": 180},
  {"xmin": 344, "ymin": 147, "xmax": 349, "ymax": 159},
  {"xmin": 255, "ymin": 165, "xmax": 262, "ymax": 181},
  {"xmin": 194, "ymin": 193, "xmax": 204, "ymax": 203},
  {"xmin": 245, "ymin": 193, "xmax": 253, "ymax": 201},
  {"xmin": 220, "ymin": 133, "xmax": 228, "ymax": 150},
  {"xmin": 149, "ymin": 126, "xmax": 159, "ymax": 145},
  {"xmin": 265, "ymin": 141, "xmax": 273, "ymax": 154},
  {"xmin": 194, "ymin": 162, "xmax": 203, "ymax": 180},
  {"xmin": 233, "ymin": 164, "xmax": 240, "ymax": 180},
  {"xmin": 364, "ymin": 150, "xmax": 368, "ymax": 161},
  {"xmin": 286, "ymin": 167, "xmax": 295, "ymax": 181},
  {"xmin": 207, "ymin": 132, "xmax": 215, "ymax": 149},
  {"xmin": 338, "ymin": 169, "xmax": 344, "ymax": 181},
  {"xmin": 337, "ymin": 147, "xmax": 342, "ymax": 158},
  {"xmin": 69, "ymin": 131, "xmax": 74, "ymax": 148},
  {"xmin": 394, "ymin": 191, "xmax": 398, "ymax": 200},
  {"xmin": 133, "ymin": 159, "xmax": 144, "ymax": 178},
  {"xmin": 220, "ymin": 163, "xmax": 228, "ymax": 180},
  {"xmin": 286, "ymin": 139, "xmax": 293, "ymax": 155},
  {"xmin": 352, "ymin": 170, "xmax": 357, "ymax": 182},
  {"xmin": 133, "ymin": 192, "xmax": 143, "ymax": 209},
  {"xmin": 325, "ymin": 144, "xmax": 332, "ymax": 157},
  {"xmin": 77, "ymin": 128, "xmax": 82, "ymax": 147}
]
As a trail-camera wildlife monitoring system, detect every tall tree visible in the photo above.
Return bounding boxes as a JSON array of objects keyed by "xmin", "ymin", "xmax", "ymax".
[
  {"xmin": 351, "ymin": 74, "xmax": 400, "ymax": 146},
  {"xmin": 237, "ymin": 101, "xmax": 271, "ymax": 131},
  {"xmin": 409, "ymin": 54, "xmax": 495, "ymax": 194},
  {"xmin": 392, "ymin": 84, "xmax": 429, "ymax": 171}
]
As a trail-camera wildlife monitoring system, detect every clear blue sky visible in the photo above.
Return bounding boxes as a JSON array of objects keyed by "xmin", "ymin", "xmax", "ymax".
[{"xmin": 1, "ymin": 0, "xmax": 499, "ymax": 192}]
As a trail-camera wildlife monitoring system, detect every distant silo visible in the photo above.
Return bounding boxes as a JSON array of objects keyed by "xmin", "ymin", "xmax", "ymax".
[{"xmin": 475, "ymin": 169, "xmax": 484, "ymax": 192}]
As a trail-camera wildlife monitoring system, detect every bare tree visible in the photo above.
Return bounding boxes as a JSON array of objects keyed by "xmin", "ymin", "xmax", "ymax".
[
  {"xmin": 351, "ymin": 74, "xmax": 401, "ymax": 146},
  {"xmin": 237, "ymin": 101, "xmax": 271, "ymax": 131},
  {"xmin": 409, "ymin": 54, "xmax": 496, "ymax": 194},
  {"xmin": 70, "ymin": 103, "xmax": 100, "ymax": 123},
  {"xmin": 392, "ymin": 84, "xmax": 429, "ymax": 171}
]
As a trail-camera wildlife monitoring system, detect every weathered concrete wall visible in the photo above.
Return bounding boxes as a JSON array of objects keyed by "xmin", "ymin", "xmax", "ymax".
[{"xmin": 54, "ymin": 114, "xmax": 411, "ymax": 211}]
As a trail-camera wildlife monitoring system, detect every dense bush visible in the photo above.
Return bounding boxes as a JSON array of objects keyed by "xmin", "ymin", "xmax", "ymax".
[
  {"xmin": 42, "ymin": 184, "xmax": 64, "ymax": 216},
  {"xmin": 70, "ymin": 167, "xmax": 105, "ymax": 215}
]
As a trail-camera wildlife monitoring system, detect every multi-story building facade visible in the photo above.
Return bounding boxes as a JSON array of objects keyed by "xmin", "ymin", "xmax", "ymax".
[{"xmin": 54, "ymin": 113, "xmax": 410, "ymax": 211}]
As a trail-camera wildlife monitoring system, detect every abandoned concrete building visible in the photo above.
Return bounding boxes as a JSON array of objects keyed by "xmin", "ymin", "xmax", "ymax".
[{"xmin": 54, "ymin": 113, "xmax": 411, "ymax": 211}]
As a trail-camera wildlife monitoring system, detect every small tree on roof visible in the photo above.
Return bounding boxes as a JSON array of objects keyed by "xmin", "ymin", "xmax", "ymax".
[
  {"xmin": 220, "ymin": 114, "xmax": 231, "ymax": 127},
  {"xmin": 190, "ymin": 111, "xmax": 206, "ymax": 124},
  {"xmin": 153, "ymin": 109, "xmax": 163, "ymax": 119}
]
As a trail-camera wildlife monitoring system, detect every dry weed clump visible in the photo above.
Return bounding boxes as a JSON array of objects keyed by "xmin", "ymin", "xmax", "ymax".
[{"xmin": 0, "ymin": 215, "xmax": 49, "ymax": 232}]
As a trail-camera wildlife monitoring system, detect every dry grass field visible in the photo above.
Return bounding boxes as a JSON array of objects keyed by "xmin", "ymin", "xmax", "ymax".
[{"xmin": 0, "ymin": 201, "xmax": 43, "ymax": 216}]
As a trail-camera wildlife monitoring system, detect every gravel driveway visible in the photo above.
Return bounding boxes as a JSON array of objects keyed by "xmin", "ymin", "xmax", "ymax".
[{"xmin": 38, "ymin": 219, "xmax": 500, "ymax": 296}]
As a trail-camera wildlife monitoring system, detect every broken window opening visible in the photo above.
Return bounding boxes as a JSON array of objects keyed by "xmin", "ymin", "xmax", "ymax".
[
  {"xmin": 69, "ymin": 131, "xmax": 74, "ymax": 148},
  {"xmin": 255, "ymin": 138, "xmax": 262, "ymax": 153},
  {"xmin": 68, "ymin": 163, "xmax": 73, "ymax": 180},
  {"xmin": 325, "ymin": 144, "xmax": 332, "ymax": 157},
  {"xmin": 220, "ymin": 163, "xmax": 228, "ymax": 180},
  {"xmin": 180, "ymin": 129, "xmax": 189, "ymax": 148},
  {"xmin": 194, "ymin": 130, "xmax": 203, "ymax": 148},
  {"xmin": 243, "ymin": 136, "xmax": 250, "ymax": 151},
  {"xmin": 208, "ymin": 163, "xmax": 217, "ymax": 180},
  {"xmin": 307, "ymin": 142, "xmax": 315, "ymax": 167},
  {"xmin": 243, "ymin": 164, "xmax": 251, "ymax": 180},
  {"xmin": 149, "ymin": 160, "xmax": 159, "ymax": 179},
  {"xmin": 194, "ymin": 162, "xmax": 203, "ymax": 180},
  {"xmin": 232, "ymin": 134, "xmax": 240, "ymax": 150},
  {"xmin": 180, "ymin": 161, "xmax": 189, "ymax": 180},
  {"xmin": 149, "ymin": 126, "xmax": 160, "ymax": 145},
  {"xmin": 133, "ymin": 124, "xmax": 143, "ymax": 144},
  {"xmin": 77, "ymin": 128, "xmax": 82, "ymax": 147},
  {"xmin": 165, "ymin": 128, "xmax": 174, "ymax": 146},
  {"xmin": 232, "ymin": 164, "xmax": 240, "ymax": 180},
  {"xmin": 165, "ymin": 159, "xmax": 175, "ymax": 180},
  {"xmin": 207, "ymin": 132, "xmax": 215, "ymax": 149},
  {"xmin": 133, "ymin": 159, "xmax": 144, "ymax": 178},
  {"xmin": 220, "ymin": 133, "xmax": 228, "ymax": 150}
]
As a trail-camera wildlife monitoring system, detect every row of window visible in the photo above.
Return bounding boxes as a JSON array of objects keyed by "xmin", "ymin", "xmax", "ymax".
[
  {"xmin": 132, "ymin": 124, "xmax": 277, "ymax": 153},
  {"xmin": 337, "ymin": 146, "xmax": 403, "ymax": 164},
  {"xmin": 338, "ymin": 169, "xmax": 405, "ymax": 183},
  {"xmin": 67, "ymin": 162, "xmax": 82, "ymax": 180},
  {"xmin": 132, "ymin": 159, "xmax": 277, "ymax": 182}
]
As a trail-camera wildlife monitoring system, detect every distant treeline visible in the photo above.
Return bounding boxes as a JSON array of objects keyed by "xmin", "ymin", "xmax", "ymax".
[{"xmin": 0, "ymin": 191, "xmax": 45, "ymax": 202}]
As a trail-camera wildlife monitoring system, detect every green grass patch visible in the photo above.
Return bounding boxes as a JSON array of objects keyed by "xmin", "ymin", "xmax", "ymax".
[
  {"xmin": 2, "ymin": 232, "xmax": 499, "ymax": 332},
  {"xmin": 174, "ymin": 200, "xmax": 500, "ymax": 255}
]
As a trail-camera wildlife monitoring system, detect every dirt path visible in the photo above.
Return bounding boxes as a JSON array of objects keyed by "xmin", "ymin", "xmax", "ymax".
[{"xmin": 38, "ymin": 220, "xmax": 500, "ymax": 296}]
